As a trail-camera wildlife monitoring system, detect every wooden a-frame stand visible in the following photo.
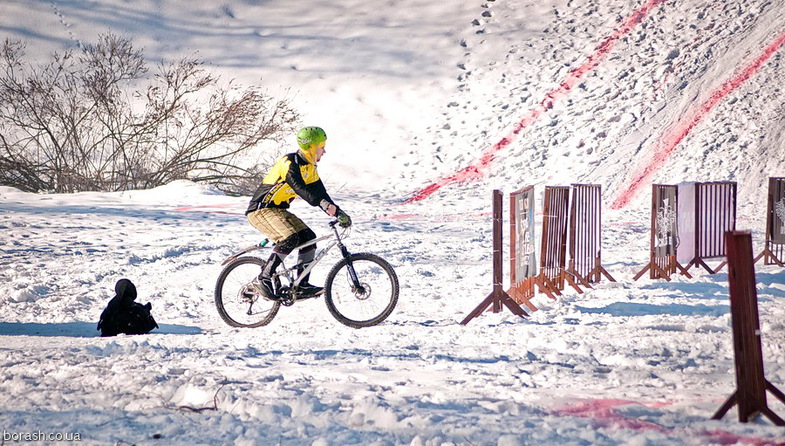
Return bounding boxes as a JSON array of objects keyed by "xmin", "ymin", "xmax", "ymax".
[
  {"xmin": 633, "ymin": 255, "xmax": 692, "ymax": 281},
  {"xmin": 461, "ymin": 190, "xmax": 529, "ymax": 325},
  {"xmin": 712, "ymin": 231, "xmax": 785, "ymax": 425}
]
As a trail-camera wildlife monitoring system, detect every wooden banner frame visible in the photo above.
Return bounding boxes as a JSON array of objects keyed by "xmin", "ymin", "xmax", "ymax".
[
  {"xmin": 634, "ymin": 184, "xmax": 691, "ymax": 281},
  {"xmin": 754, "ymin": 177, "xmax": 785, "ymax": 266},
  {"xmin": 508, "ymin": 186, "xmax": 541, "ymax": 311},
  {"xmin": 567, "ymin": 184, "xmax": 616, "ymax": 285},
  {"xmin": 683, "ymin": 181, "xmax": 737, "ymax": 274},
  {"xmin": 461, "ymin": 190, "xmax": 529, "ymax": 325},
  {"xmin": 537, "ymin": 186, "xmax": 584, "ymax": 294}
]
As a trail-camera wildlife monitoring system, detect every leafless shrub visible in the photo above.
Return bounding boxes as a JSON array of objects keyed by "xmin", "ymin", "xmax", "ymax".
[{"xmin": 0, "ymin": 34, "xmax": 298, "ymax": 194}]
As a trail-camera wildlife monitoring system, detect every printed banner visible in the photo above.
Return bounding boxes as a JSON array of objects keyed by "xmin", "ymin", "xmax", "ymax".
[
  {"xmin": 677, "ymin": 182, "xmax": 695, "ymax": 264},
  {"xmin": 654, "ymin": 185, "xmax": 679, "ymax": 258},
  {"xmin": 770, "ymin": 178, "xmax": 785, "ymax": 244},
  {"xmin": 512, "ymin": 187, "xmax": 537, "ymax": 280}
]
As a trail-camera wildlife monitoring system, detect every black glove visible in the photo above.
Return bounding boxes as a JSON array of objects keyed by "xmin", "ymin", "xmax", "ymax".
[{"xmin": 336, "ymin": 210, "xmax": 352, "ymax": 228}]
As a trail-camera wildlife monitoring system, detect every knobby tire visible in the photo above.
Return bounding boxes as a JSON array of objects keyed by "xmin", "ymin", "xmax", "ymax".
[
  {"xmin": 214, "ymin": 257, "xmax": 280, "ymax": 328},
  {"xmin": 324, "ymin": 253, "xmax": 399, "ymax": 328}
]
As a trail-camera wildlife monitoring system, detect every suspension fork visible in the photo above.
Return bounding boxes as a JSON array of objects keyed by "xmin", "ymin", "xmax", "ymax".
[
  {"xmin": 333, "ymin": 224, "xmax": 363, "ymax": 290},
  {"xmin": 340, "ymin": 244, "xmax": 364, "ymax": 291}
]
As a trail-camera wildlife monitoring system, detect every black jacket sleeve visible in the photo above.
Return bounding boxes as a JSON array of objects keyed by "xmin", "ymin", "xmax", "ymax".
[{"xmin": 285, "ymin": 154, "xmax": 336, "ymax": 209}]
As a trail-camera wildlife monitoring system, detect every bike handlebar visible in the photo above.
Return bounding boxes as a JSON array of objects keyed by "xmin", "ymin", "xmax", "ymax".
[{"xmin": 329, "ymin": 219, "xmax": 352, "ymax": 229}]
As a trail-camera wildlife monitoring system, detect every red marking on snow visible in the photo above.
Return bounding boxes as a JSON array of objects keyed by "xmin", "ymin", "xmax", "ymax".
[
  {"xmin": 554, "ymin": 399, "xmax": 784, "ymax": 444},
  {"xmin": 172, "ymin": 203, "xmax": 236, "ymax": 211},
  {"xmin": 172, "ymin": 204, "xmax": 492, "ymax": 222},
  {"xmin": 553, "ymin": 398, "xmax": 670, "ymax": 434},
  {"xmin": 403, "ymin": 0, "xmax": 666, "ymax": 205},
  {"xmin": 702, "ymin": 430, "xmax": 785, "ymax": 446},
  {"xmin": 611, "ymin": 30, "xmax": 785, "ymax": 209},
  {"xmin": 381, "ymin": 213, "xmax": 423, "ymax": 221},
  {"xmin": 373, "ymin": 211, "xmax": 493, "ymax": 222},
  {"xmin": 172, "ymin": 203, "xmax": 244, "ymax": 215}
]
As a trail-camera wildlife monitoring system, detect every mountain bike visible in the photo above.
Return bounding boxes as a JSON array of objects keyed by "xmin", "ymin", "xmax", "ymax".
[{"xmin": 214, "ymin": 220, "xmax": 399, "ymax": 328}]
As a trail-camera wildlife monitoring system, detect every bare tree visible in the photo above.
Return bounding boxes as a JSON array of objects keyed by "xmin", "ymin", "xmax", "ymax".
[{"xmin": 0, "ymin": 34, "xmax": 298, "ymax": 194}]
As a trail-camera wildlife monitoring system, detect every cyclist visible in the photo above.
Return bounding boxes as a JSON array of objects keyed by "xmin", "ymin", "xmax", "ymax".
[{"xmin": 245, "ymin": 126, "xmax": 351, "ymax": 299}]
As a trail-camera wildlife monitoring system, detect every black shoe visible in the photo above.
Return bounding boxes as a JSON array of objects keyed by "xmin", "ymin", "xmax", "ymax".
[
  {"xmin": 297, "ymin": 283, "xmax": 324, "ymax": 296},
  {"xmin": 257, "ymin": 276, "xmax": 278, "ymax": 300}
]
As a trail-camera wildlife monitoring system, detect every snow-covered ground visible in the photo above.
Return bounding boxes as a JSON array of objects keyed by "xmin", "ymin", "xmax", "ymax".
[{"xmin": 2, "ymin": 0, "xmax": 785, "ymax": 444}]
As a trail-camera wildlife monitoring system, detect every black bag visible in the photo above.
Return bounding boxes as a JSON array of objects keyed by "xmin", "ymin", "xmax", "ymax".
[{"xmin": 97, "ymin": 279, "xmax": 159, "ymax": 337}]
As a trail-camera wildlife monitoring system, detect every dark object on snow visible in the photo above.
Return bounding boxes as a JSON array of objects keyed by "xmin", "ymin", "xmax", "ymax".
[{"xmin": 97, "ymin": 279, "xmax": 159, "ymax": 337}]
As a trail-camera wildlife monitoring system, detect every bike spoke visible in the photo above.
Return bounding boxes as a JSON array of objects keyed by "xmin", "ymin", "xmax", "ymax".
[
  {"xmin": 325, "ymin": 254, "xmax": 398, "ymax": 328},
  {"xmin": 215, "ymin": 257, "xmax": 280, "ymax": 327}
]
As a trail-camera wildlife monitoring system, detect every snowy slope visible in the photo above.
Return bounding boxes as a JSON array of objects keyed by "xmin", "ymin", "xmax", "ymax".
[
  {"xmin": 402, "ymin": 0, "xmax": 785, "ymax": 214},
  {"xmin": 2, "ymin": 0, "xmax": 785, "ymax": 445}
]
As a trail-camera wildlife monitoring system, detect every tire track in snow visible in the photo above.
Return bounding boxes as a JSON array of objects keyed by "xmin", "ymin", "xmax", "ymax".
[
  {"xmin": 610, "ymin": 29, "xmax": 785, "ymax": 209},
  {"xmin": 402, "ymin": 0, "xmax": 667, "ymax": 204}
]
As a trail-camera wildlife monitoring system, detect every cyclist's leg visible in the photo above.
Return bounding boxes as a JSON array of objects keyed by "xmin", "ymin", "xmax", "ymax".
[
  {"xmin": 247, "ymin": 209, "xmax": 304, "ymax": 298},
  {"xmin": 295, "ymin": 228, "xmax": 318, "ymax": 286},
  {"xmin": 247, "ymin": 208, "xmax": 297, "ymax": 244}
]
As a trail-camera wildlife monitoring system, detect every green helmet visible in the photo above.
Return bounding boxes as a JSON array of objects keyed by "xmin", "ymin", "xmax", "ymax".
[{"xmin": 297, "ymin": 126, "xmax": 327, "ymax": 150}]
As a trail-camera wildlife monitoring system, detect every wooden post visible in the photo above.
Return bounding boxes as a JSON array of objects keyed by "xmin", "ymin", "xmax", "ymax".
[
  {"xmin": 712, "ymin": 231, "xmax": 785, "ymax": 425},
  {"xmin": 461, "ymin": 190, "xmax": 529, "ymax": 325}
]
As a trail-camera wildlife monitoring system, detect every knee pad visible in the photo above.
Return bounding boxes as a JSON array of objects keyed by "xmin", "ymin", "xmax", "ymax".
[{"xmin": 274, "ymin": 227, "xmax": 316, "ymax": 256}]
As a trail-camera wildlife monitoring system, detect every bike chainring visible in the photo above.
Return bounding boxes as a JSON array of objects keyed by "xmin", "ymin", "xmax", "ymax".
[{"xmin": 277, "ymin": 286, "xmax": 295, "ymax": 306}]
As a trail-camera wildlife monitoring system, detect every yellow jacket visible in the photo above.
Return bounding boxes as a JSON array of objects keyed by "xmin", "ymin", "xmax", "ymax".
[{"xmin": 246, "ymin": 151, "xmax": 335, "ymax": 214}]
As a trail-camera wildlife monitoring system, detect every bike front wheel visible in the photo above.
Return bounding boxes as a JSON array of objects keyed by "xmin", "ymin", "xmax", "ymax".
[
  {"xmin": 324, "ymin": 253, "xmax": 399, "ymax": 328},
  {"xmin": 215, "ymin": 257, "xmax": 280, "ymax": 328}
]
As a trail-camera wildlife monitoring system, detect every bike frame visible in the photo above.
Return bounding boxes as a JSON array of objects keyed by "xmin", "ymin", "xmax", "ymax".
[
  {"xmin": 284, "ymin": 231, "xmax": 337, "ymax": 288},
  {"xmin": 221, "ymin": 221, "xmax": 360, "ymax": 291}
]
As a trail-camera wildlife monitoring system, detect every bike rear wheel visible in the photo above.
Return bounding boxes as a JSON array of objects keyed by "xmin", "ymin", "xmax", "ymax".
[
  {"xmin": 324, "ymin": 253, "xmax": 399, "ymax": 328},
  {"xmin": 215, "ymin": 257, "xmax": 280, "ymax": 328}
]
